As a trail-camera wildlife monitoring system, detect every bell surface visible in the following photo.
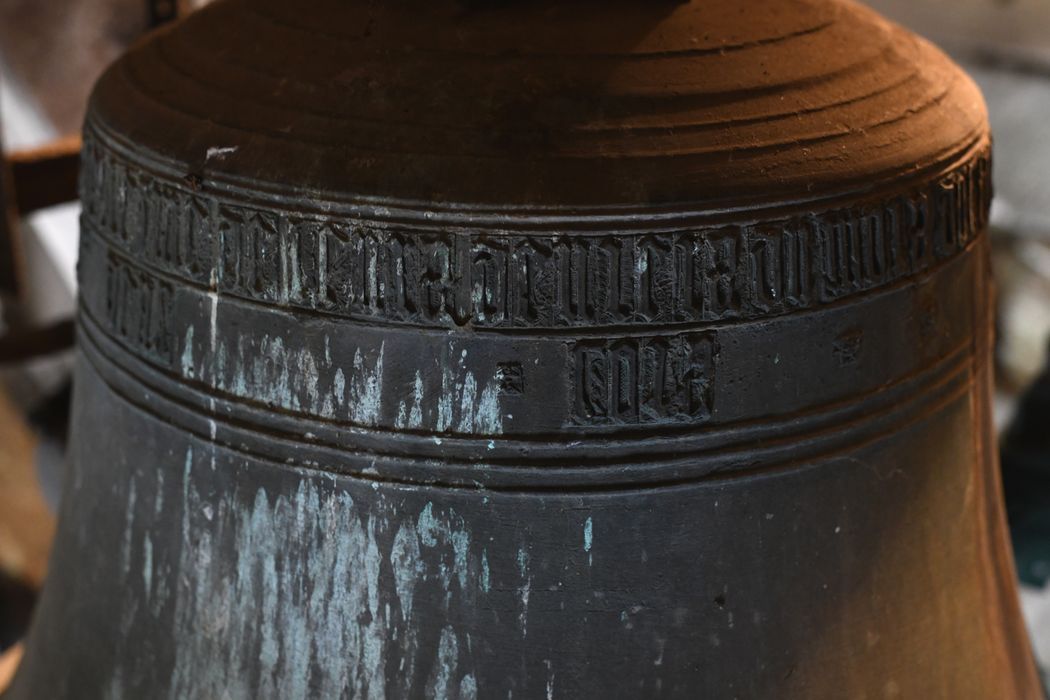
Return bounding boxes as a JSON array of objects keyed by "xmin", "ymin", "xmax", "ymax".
[{"xmin": 7, "ymin": 0, "xmax": 1041, "ymax": 697}]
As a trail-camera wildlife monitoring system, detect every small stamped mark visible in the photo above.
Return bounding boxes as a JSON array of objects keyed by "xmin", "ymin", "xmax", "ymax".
[
  {"xmin": 496, "ymin": 362, "xmax": 525, "ymax": 395},
  {"xmin": 832, "ymin": 329, "xmax": 864, "ymax": 367},
  {"xmin": 915, "ymin": 288, "xmax": 940, "ymax": 339},
  {"xmin": 918, "ymin": 301, "xmax": 939, "ymax": 338}
]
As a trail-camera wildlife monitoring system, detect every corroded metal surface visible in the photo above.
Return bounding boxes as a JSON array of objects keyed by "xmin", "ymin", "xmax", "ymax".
[{"xmin": 8, "ymin": 0, "xmax": 1042, "ymax": 697}]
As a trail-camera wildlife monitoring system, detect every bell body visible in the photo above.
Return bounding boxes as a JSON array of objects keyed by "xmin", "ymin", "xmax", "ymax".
[{"xmin": 8, "ymin": 0, "xmax": 1041, "ymax": 697}]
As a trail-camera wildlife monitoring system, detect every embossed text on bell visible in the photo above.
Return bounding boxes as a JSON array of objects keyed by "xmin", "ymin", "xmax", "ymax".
[{"xmin": 6, "ymin": 0, "xmax": 1042, "ymax": 697}]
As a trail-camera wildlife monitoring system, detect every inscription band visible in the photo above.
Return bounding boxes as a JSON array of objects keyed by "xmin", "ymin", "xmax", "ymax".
[{"xmin": 80, "ymin": 127, "xmax": 991, "ymax": 332}]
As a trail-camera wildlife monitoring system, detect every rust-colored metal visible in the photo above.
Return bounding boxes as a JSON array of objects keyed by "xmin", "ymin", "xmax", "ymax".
[{"xmin": 8, "ymin": 0, "xmax": 1042, "ymax": 697}]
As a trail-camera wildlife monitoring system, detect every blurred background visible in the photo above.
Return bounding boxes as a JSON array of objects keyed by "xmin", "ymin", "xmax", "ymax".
[{"xmin": 0, "ymin": 0, "xmax": 1048, "ymax": 689}]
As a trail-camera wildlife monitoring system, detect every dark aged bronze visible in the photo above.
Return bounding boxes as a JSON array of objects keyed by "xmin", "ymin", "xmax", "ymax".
[{"xmin": 7, "ymin": 0, "xmax": 1041, "ymax": 697}]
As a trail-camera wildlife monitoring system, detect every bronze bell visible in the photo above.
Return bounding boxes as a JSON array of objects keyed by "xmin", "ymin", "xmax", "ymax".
[{"xmin": 6, "ymin": 0, "xmax": 1041, "ymax": 697}]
